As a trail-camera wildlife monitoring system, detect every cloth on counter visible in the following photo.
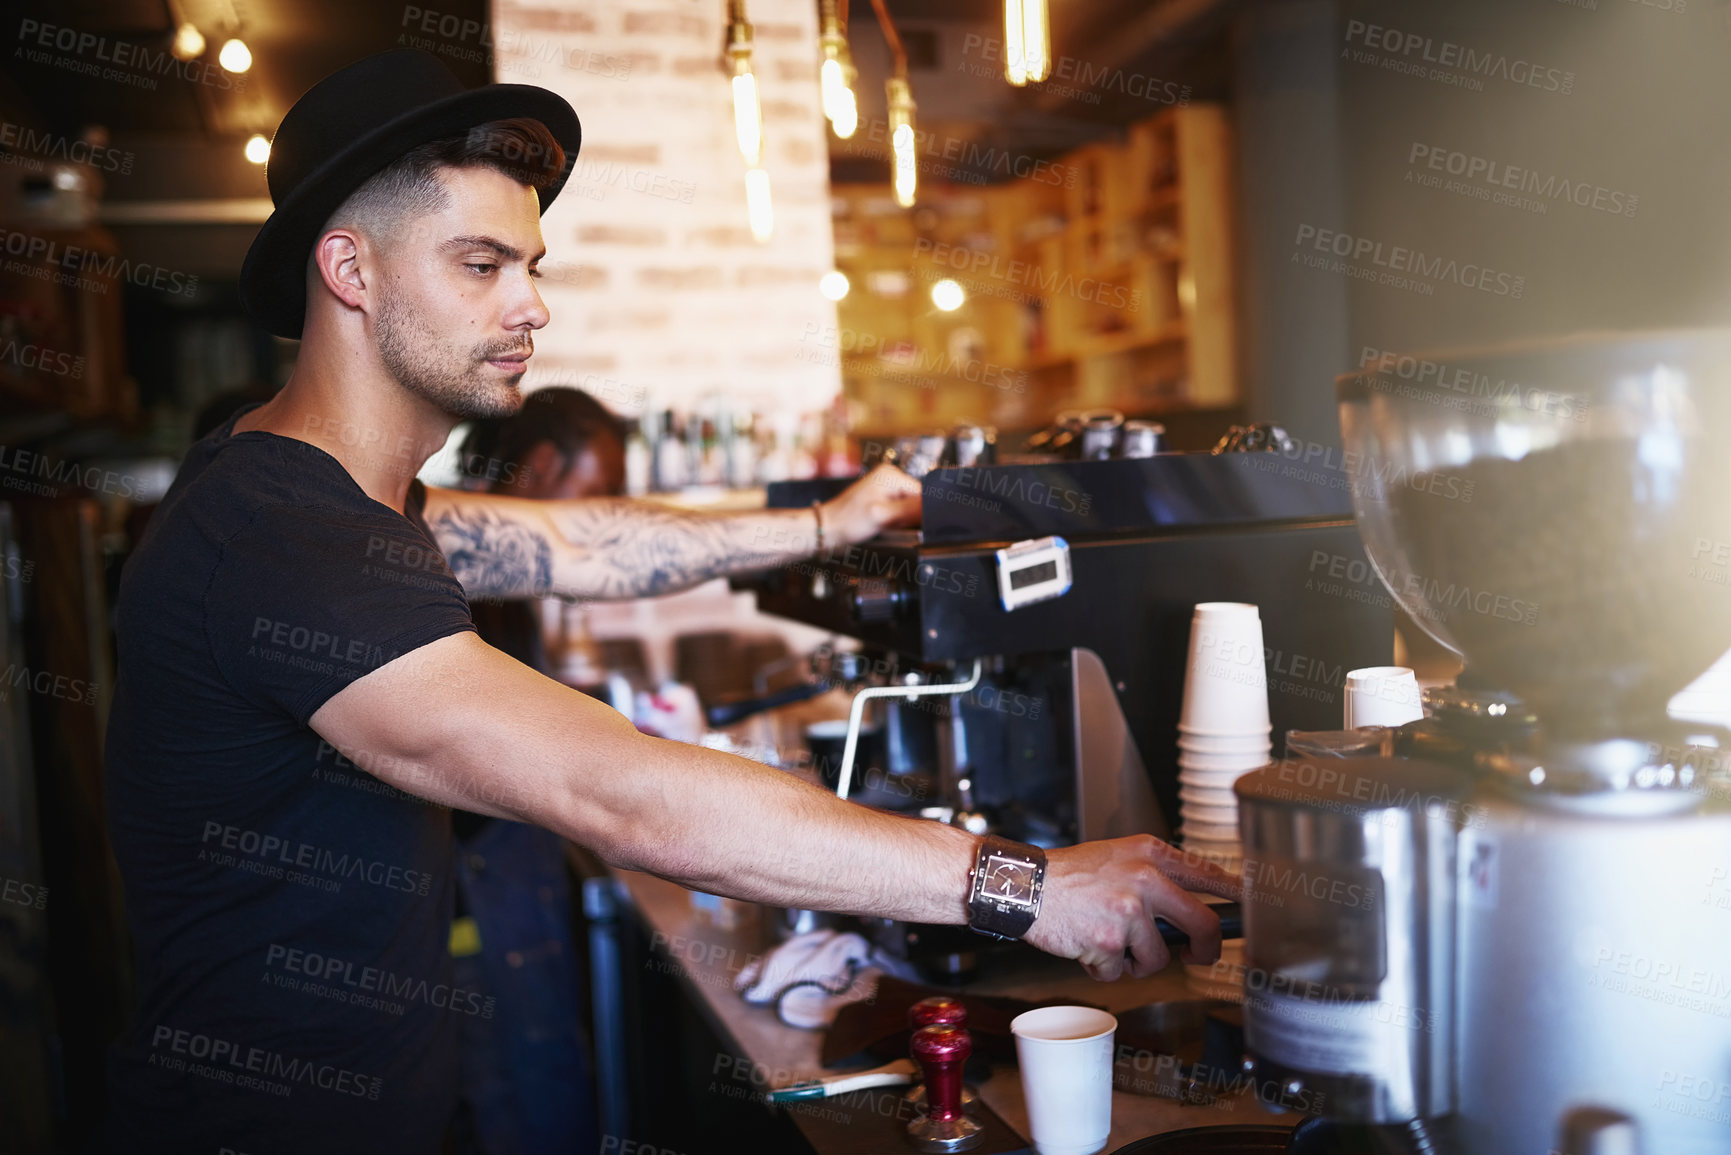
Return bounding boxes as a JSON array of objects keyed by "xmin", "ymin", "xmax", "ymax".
[{"xmin": 734, "ymin": 929, "xmax": 918, "ymax": 1030}]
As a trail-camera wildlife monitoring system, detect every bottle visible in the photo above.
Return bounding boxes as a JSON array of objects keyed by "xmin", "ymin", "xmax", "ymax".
[
  {"xmin": 653, "ymin": 410, "xmax": 686, "ymax": 492},
  {"xmin": 726, "ymin": 412, "xmax": 758, "ymax": 489},
  {"xmin": 624, "ymin": 416, "xmax": 652, "ymax": 496}
]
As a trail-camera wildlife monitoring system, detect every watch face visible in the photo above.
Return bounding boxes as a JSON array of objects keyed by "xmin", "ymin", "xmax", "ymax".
[{"xmin": 983, "ymin": 855, "xmax": 1035, "ymax": 904}]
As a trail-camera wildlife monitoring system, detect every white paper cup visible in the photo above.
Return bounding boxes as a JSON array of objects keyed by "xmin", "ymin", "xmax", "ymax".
[
  {"xmin": 1178, "ymin": 723, "xmax": 1273, "ymax": 738},
  {"xmin": 1177, "ymin": 731, "xmax": 1274, "ymax": 754},
  {"xmin": 1011, "ymin": 1006, "xmax": 1117, "ymax": 1155},
  {"xmin": 1178, "ymin": 772, "xmax": 1249, "ymax": 795},
  {"xmin": 1179, "ymin": 785, "xmax": 1238, "ymax": 807},
  {"xmin": 1343, "ymin": 666, "xmax": 1423, "ymax": 729},
  {"xmin": 1191, "ymin": 602, "xmax": 1261, "ymax": 627},
  {"xmin": 1181, "ymin": 834, "xmax": 1242, "ymax": 854},
  {"xmin": 1180, "ymin": 605, "xmax": 1271, "ymax": 734},
  {"xmin": 1177, "ymin": 749, "xmax": 1269, "ymax": 773},
  {"xmin": 1180, "ymin": 819, "xmax": 1240, "ymax": 842},
  {"xmin": 1179, "ymin": 801, "xmax": 1238, "ymax": 826}
]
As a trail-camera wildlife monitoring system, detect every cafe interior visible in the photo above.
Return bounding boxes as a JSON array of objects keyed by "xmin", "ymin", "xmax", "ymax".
[{"xmin": 2, "ymin": 0, "xmax": 1730, "ymax": 1152}]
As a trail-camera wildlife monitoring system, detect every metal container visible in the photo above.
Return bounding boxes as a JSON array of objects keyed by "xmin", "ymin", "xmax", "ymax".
[
  {"xmin": 1453, "ymin": 770, "xmax": 1731, "ymax": 1155},
  {"xmin": 1119, "ymin": 420, "xmax": 1165, "ymax": 458},
  {"xmin": 1235, "ymin": 757, "xmax": 1465, "ymax": 1124},
  {"xmin": 1080, "ymin": 409, "xmax": 1124, "ymax": 460}
]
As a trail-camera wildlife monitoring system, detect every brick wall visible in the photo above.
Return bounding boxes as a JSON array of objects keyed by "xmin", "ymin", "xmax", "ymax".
[{"xmin": 492, "ymin": 0, "xmax": 841, "ymax": 416}]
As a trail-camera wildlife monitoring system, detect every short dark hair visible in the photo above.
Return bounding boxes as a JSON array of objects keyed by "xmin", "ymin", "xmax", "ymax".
[
  {"xmin": 325, "ymin": 117, "xmax": 565, "ymax": 242},
  {"xmin": 460, "ymin": 387, "xmax": 627, "ymax": 484}
]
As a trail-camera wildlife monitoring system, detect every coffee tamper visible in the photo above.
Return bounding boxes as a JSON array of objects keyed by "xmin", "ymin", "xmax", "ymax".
[
  {"xmin": 906, "ymin": 998, "xmax": 977, "ymax": 1112},
  {"xmin": 906, "ymin": 1025, "xmax": 983, "ymax": 1152}
]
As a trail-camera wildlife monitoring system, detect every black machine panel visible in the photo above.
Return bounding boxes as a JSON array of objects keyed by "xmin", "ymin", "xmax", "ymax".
[{"xmin": 738, "ymin": 454, "xmax": 1394, "ymax": 834}]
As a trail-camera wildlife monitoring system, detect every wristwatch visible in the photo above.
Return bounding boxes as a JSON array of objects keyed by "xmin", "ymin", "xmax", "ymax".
[{"xmin": 966, "ymin": 835, "xmax": 1047, "ymax": 941}]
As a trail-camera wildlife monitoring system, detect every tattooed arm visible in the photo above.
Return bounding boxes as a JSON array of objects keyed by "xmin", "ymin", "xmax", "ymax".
[{"xmin": 420, "ymin": 462, "xmax": 921, "ymax": 600}]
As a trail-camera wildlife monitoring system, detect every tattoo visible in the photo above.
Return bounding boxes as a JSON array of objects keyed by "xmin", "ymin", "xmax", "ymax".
[
  {"xmin": 547, "ymin": 502, "xmax": 738, "ymax": 598},
  {"xmin": 428, "ymin": 504, "xmax": 555, "ymax": 599},
  {"xmin": 427, "ymin": 493, "xmax": 813, "ymax": 601}
]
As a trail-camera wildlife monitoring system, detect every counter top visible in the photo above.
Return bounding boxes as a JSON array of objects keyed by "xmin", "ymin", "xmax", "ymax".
[{"xmin": 610, "ymin": 868, "xmax": 1293, "ymax": 1153}]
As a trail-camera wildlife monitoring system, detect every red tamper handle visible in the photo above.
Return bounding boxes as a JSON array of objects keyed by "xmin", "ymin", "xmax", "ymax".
[
  {"xmin": 910, "ymin": 1025, "xmax": 971, "ymax": 1125},
  {"xmin": 909, "ymin": 997, "xmax": 967, "ymax": 1029}
]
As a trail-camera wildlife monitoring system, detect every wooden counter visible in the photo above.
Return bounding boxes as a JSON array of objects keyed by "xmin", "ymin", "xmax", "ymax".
[{"xmin": 607, "ymin": 868, "xmax": 1294, "ymax": 1153}]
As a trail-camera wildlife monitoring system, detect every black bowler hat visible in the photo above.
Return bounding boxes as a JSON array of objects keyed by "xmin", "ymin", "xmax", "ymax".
[{"xmin": 240, "ymin": 49, "xmax": 582, "ymax": 339}]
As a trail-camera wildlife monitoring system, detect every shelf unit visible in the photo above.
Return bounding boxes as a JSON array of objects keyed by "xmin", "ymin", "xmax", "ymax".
[{"xmin": 831, "ymin": 104, "xmax": 1238, "ymax": 437}]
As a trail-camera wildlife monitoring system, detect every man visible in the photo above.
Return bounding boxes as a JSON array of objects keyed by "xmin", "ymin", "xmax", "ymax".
[{"xmin": 104, "ymin": 51, "xmax": 1235, "ymax": 1153}]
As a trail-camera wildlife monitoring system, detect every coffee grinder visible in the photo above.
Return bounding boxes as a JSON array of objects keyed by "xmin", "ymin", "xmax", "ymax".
[{"xmin": 1235, "ymin": 331, "xmax": 1731, "ymax": 1155}]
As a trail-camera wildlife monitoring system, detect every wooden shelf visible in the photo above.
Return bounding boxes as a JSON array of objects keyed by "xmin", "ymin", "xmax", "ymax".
[
  {"xmin": 829, "ymin": 103, "xmax": 1238, "ymax": 431},
  {"xmin": 1024, "ymin": 321, "xmax": 1188, "ymax": 371}
]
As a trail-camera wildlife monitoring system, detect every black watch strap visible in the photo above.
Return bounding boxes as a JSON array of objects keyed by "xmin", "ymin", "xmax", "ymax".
[{"xmin": 966, "ymin": 835, "xmax": 1046, "ymax": 941}]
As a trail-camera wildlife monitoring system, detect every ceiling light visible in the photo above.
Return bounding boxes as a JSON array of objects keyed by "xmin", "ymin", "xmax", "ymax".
[
  {"xmin": 819, "ymin": 0, "xmax": 859, "ymax": 140},
  {"xmin": 244, "ymin": 134, "xmax": 271, "ymax": 165},
  {"xmin": 931, "ymin": 278, "xmax": 965, "ymax": 311},
  {"xmin": 819, "ymin": 271, "xmax": 850, "ymax": 301},
  {"xmin": 218, "ymin": 38, "xmax": 252, "ymax": 73},
  {"xmin": 887, "ymin": 76, "xmax": 916, "ymax": 208},
  {"xmin": 746, "ymin": 166, "xmax": 773, "ymax": 243},
  {"xmin": 1004, "ymin": 0, "xmax": 1050, "ymax": 86},
  {"xmin": 726, "ymin": 5, "xmax": 761, "ymax": 166},
  {"xmin": 171, "ymin": 23, "xmax": 205, "ymax": 61}
]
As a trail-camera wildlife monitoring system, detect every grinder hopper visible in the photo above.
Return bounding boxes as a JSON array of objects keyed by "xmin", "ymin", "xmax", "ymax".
[{"xmin": 1336, "ymin": 330, "xmax": 1731, "ymax": 734}]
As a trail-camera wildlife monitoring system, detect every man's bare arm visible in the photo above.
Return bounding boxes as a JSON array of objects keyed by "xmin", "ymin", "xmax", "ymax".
[
  {"xmin": 421, "ymin": 462, "xmax": 921, "ymax": 601},
  {"xmin": 310, "ymin": 633, "xmax": 1242, "ymax": 979}
]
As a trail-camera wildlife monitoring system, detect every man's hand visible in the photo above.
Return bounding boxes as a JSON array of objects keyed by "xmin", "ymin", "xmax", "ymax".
[
  {"xmin": 821, "ymin": 463, "xmax": 922, "ymax": 548},
  {"xmin": 1024, "ymin": 835, "xmax": 1243, "ymax": 982}
]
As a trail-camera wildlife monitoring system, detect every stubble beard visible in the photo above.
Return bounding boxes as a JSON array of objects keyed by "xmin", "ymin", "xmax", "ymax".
[{"xmin": 374, "ymin": 286, "xmax": 528, "ymax": 421}]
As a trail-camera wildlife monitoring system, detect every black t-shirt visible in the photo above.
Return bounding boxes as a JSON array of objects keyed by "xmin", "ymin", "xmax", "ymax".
[{"xmin": 103, "ymin": 407, "xmax": 477, "ymax": 1153}]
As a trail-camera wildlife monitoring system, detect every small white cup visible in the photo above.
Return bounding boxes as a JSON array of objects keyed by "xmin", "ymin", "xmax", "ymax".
[
  {"xmin": 1180, "ymin": 605, "xmax": 1271, "ymax": 734},
  {"xmin": 1180, "ymin": 819, "xmax": 1240, "ymax": 842},
  {"xmin": 1177, "ymin": 731, "xmax": 1273, "ymax": 754},
  {"xmin": 1179, "ymin": 785, "xmax": 1238, "ymax": 806},
  {"xmin": 1176, "ymin": 749, "xmax": 1269, "ymax": 772},
  {"xmin": 1011, "ymin": 1006, "xmax": 1117, "ymax": 1155},
  {"xmin": 1177, "ymin": 771, "xmax": 1250, "ymax": 794},
  {"xmin": 1343, "ymin": 666, "xmax": 1424, "ymax": 729},
  {"xmin": 1179, "ymin": 801, "xmax": 1238, "ymax": 826}
]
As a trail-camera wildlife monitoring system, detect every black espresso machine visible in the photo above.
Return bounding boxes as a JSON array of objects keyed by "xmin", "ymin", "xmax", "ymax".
[{"xmin": 733, "ymin": 448, "xmax": 1394, "ymax": 973}]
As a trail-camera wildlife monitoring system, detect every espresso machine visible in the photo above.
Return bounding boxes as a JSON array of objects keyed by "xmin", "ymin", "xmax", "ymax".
[
  {"xmin": 735, "ymin": 446, "xmax": 1394, "ymax": 973},
  {"xmin": 1235, "ymin": 331, "xmax": 1731, "ymax": 1155}
]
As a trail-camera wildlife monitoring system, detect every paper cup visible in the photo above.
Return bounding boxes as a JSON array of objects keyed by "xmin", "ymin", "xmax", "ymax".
[
  {"xmin": 1011, "ymin": 1006, "xmax": 1117, "ymax": 1155},
  {"xmin": 1191, "ymin": 602, "xmax": 1261, "ymax": 627},
  {"xmin": 1177, "ymin": 731, "xmax": 1274, "ymax": 754},
  {"xmin": 1343, "ymin": 666, "xmax": 1423, "ymax": 729},
  {"xmin": 1180, "ymin": 785, "xmax": 1238, "ymax": 807},
  {"xmin": 1178, "ymin": 771, "xmax": 1250, "ymax": 794},
  {"xmin": 1180, "ymin": 820, "xmax": 1239, "ymax": 842},
  {"xmin": 1179, "ymin": 604, "xmax": 1271, "ymax": 734},
  {"xmin": 1177, "ymin": 749, "xmax": 1269, "ymax": 773},
  {"xmin": 1181, "ymin": 835, "xmax": 1242, "ymax": 856},
  {"xmin": 1178, "ymin": 723, "xmax": 1273, "ymax": 738},
  {"xmin": 1179, "ymin": 801, "xmax": 1238, "ymax": 826}
]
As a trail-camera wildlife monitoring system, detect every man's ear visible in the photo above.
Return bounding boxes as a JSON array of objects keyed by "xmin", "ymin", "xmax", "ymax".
[{"xmin": 310, "ymin": 228, "xmax": 368, "ymax": 313}]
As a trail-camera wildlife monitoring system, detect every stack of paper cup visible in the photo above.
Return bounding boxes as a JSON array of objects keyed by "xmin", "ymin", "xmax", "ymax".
[
  {"xmin": 1175, "ymin": 603, "xmax": 1270, "ymax": 875},
  {"xmin": 1343, "ymin": 665, "xmax": 1423, "ymax": 729},
  {"xmin": 1176, "ymin": 603, "xmax": 1268, "ymax": 1002}
]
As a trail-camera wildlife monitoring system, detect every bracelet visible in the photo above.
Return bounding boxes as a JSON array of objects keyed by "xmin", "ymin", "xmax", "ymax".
[{"xmin": 811, "ymin": 501, "xmax": 825, "ymax": 555}]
